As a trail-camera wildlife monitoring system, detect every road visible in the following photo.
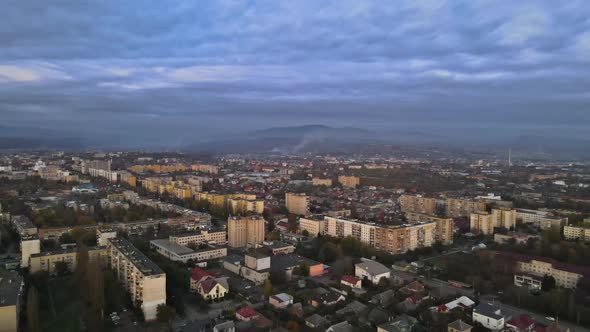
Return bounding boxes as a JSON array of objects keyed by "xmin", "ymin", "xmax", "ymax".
[{"xmin": 481, "ymin": 295, "xmax": 589, "ymax": 332}]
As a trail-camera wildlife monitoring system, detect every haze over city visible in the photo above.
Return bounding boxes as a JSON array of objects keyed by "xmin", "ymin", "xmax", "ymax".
[{"xmin": 1, "ymin": 1, "xmax": 589, "ymax": 155}]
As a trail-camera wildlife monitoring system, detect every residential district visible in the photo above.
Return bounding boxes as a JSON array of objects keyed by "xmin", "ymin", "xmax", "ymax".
[{"xmin": 1, "ymin": 151, "xmax": 590, "ymax": 332}]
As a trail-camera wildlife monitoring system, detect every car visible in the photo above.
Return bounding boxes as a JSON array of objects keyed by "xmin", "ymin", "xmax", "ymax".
[{"xmin": 545, "ymin": 316, "xmax": 556, "ymax": 322}]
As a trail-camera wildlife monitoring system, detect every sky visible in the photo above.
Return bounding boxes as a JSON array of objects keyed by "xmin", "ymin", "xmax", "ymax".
[{"xmin": 1, "ymin": 0, "xmax": 590, "ymax": 148}]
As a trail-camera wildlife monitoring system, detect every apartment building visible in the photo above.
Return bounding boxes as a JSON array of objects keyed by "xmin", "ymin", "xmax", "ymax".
[
  {"xmin": 491, "ymin": 208, "xmax": 516, "ymax": 230},
  {"xmin": 299, "ymin": 216, "xmax": 325, "ymax": 237},
  {"xmin": 191, "ymin": 163, "xmax": 219, "ymax": 174},
  {"xmin": 516, "ymin": 209, "xmax": 567, "ymax": 230},
  {"xmin": 20, "ymin": 235, "xmax": 40, "ymax": 268},
  {"xmin": 119, "ymin": 171, "xmax": 137, "ymax": 187},
  {"xmin": 11, "ymin": 215, "xmax": 37, "ymax": 237},
  {"xmin": 404, "ymin": 212, "xmax": 454, "ymax": 244},
  {"xmin": 470, "ymin": 212, "xmax": 494, "ymax": 235},
  {"xmin": 97, "ymin": 228, "xmax": 118, "ymax": 246},
  {"xmin": 227, "ymin": 215, "xmax": 265, "ymax": 248},
  {"xmin": 0, "ymin": 270, "xmax": 23, "ymax": 332},
  {"xmin": 515, "ymin": 257, "xmax": 587, "ymax": 289},
  {"xmin": 374, "ymin": 222, "xmax": 435, "ymax": 255},
  {"xmin": 169, "ymin": 229, "xmax": 227, "ymax": 246},
  {"xmin": 285, "ymin": 193, "xmax": 309, "ymax": 216},
  {"xmin": 312, "ymin": 178, "xmax": 333, "ymax": 186},
  {"xmin": 320, "ymin": 216, "xmax": 435, "ymax": 254},
  {"xmin": 563, "ymin": 225, "xmax": 590, "ymax": 241},
  {"xmin": 106, "ymin": 238, "xmax": 166, "ymax": 321},
  {"xmin": 324, "ymin": 216, "xmax": 377, "ymax": 246},
  {"xmin": 129, "ymin": 164, "xmax": 189, "ymax": 173},
  {"xmin": 228, "ymin": 197, "xmax": 264, "ymax": 215},
  {"xmin": 29, "ymin": 246, "xmax": 108, "ymax": 274},
  {"xmin": 445, "ymin": 198, "xmax": 486, "ymax": 218},
  {"xmin": 338, "ymin": 175, "xmax": 360, "ymax": 188},
  {"xmin": 399, "ymin": 195, "xmax": 437, "ymax": 215}
]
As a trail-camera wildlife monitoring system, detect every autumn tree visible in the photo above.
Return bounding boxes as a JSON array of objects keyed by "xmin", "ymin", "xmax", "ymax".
[
  {"xmin": 27, "ymin": 286, "xmax": 40, "ymax": 332},
  {"xmin": 263, "ymin": 278, "xmax": 273, "ymax": 297}
]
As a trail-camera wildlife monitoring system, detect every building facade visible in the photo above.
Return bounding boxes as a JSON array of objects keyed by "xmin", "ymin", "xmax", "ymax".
[
  {"xmin": 227, "ymin": 215, "xmax": 265, "ymax": 248},
  {"xmin": 285, "ymin": 193, "xmax": 309, "ymax": 216},
  {"xmin": 404, "ymin": 212, "xmax": 454, "ymax": 244},
  {"xmin": 106, "ymin": 238, "xmax": 166, "ymax": 321},
  {"xmin": 470, "ymin": 212, "xmax": 494, "ymax": 235},
  {"xmin": 491, "ymin": 208, "xmax": 516, "ymax": 230},
  {"xmin": 445, "ymin": 198, "xmax": 486, "ymax": 218},
  {"xmin": 399, "ymin": 195, "xmax": 437, "ymax": 215}
]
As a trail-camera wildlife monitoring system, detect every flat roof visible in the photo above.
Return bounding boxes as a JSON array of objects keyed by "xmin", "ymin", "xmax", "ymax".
[
  {"xmin": 108, "ymin": 237, "xmax": 164, "ymax": 276},
  {"xmin": 0, "ymin": 270, "xmax": 23, "ymax": 307},
  {"xmin": 150, "ymin": 239, "xmax": 194, "ymax": 255}
]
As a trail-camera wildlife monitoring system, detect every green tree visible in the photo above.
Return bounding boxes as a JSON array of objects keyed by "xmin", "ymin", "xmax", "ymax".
[
  {"xmin": 263, "ymin": 278, "xmax": 273, "ymax": 297},
  {"xmin": 301, "ymin": 229, "xmax": 310, "ymax": 237},
  {"xmin": 156, "ymin": 304, "xmax": 176, "ymax": 324},
  {"xmin": 54, "ymin": 261, "xmax": 70, "ymax": 276},
  {"xmin": 542, "ymin": 274, "xmax": 556, "ymax": 291},
  {"xmin": 27, "ymin": 286, "xmax": 40, "ymax": 332},
  {"xmin": 378, "ymin": 276, "xmax": 390, "ymax": 288},
  {"xmin": 298, "ymin": 262, "xmax": 310, "ymax": 277}
]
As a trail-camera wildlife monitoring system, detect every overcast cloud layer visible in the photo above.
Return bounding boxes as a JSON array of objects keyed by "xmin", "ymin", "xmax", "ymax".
[{"xmin": 1, "ymin": 0, "xmax": 589, "ymax": 148}]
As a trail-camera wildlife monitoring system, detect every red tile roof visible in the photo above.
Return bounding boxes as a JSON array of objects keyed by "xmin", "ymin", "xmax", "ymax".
[
  {"xmin": 191, "ymin": 267, "xmax": 212, "ymax": 282},
  {"xmin": 341, "ymin": 275, "xmax": 360, "ymax": 284},
  {"xmin": 199, "ymin": 278, "xmax": 217, "ymax": 293},
  {"xmin": 236, "ymin": 306, "xmax": 259, "ymax": 319},
  {"xmin": 507, "ymin": 314, "xmax": 535, "ymax": 330}
]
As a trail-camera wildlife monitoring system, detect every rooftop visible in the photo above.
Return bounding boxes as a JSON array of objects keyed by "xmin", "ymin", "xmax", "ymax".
[
  {"xmin": 355, "ymin": 259, "xmax": 390, "ymax": 276},
  {"xmin": 108, "ymin": 237, "xmax": 164, "ymax": 276},
  {"xmin": 150, "ymin": 239, "xmax": 194, "ymax": 255},
  {"xmin": 0, "ymin": 270, "xmax": 23, "ymax": 307}
]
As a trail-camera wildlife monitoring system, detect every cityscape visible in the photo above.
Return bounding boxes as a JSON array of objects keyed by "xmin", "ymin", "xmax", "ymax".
[{"xmin": 2, "ymin": 1, "xmax": 590, "ymax": 332}]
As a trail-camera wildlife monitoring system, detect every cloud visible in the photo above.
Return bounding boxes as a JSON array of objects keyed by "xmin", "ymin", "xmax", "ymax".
[
  {"xmin": 0, "ymin": 64, "xmax": 71, "ymax": 82},
  {"xmin": 0, "ymin": 0, "xmax": 588, "ymax": 145}
]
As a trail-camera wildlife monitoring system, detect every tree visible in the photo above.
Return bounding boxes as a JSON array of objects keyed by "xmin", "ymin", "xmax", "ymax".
[
  {"xmin": 156, "ymin": 304, "xmax": 176, "ymax": 324},
  {"xmin": 298, "ymin": 262, "xmax": 310, "ymax": 277},
  {"xmin": 54, "ymin": 261, "xmax": 70, "ymax": 276},
  {"xmin": 542, "ymin": 274, "xmax": 556, "ymax": 292},
  {"xmin": 27, "ymin": 286, "xmax": 40, "ymax": 332},
  {"xmin": 263, "ymin": 278, "xmax": 273, "ymax": 297},
  {"xmin": 378, "ymin": 276, "xmax": 390, "ymax": 288},
  {"xmin": 302, "ymin": 229, "xmax": 310, "ymax": 237}
]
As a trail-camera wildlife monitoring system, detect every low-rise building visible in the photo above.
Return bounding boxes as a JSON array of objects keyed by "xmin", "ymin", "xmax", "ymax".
[
  {"xmin": 341, "ymin": 275, "xmax": 362, "ymax": 289},
  {"xmin": 448, "ymin": 320, "xmax": 473, "ymax": 332},
  {"xmin": 472, "ymin": 303, "xmax": 505, "ymax": 330},
  {"xmin": 20, "ymin": 235, "xmax": 40, "ymax": 268},
  {"xmin": 150, "ymin": 239, "xmax": 227, "ymax": 263},
  {"xmin": 355, "ymin": 258, "xmax": 391, "ymax": 284},
  {"xmin": 269, "ymin": 293, "xmax": 293, "ymax": 309},
  {"xmin": 338, "ymin": 175, "xmax": 360, "ymax": 188},
  {"xmin": 494, "ymin": 232, "xmax": 540, "ymax": 245}
]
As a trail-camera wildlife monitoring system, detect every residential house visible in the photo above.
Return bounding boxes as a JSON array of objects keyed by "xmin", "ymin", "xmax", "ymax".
[
  {"xmin": 355, "ymin": 258, "xmax": 391, "ymax": 284},
  {"xmin": 377, "ymin": 314, "xmax": 419, "ymax": 332},
  {"xmin": 448, "ymin": 320, "xmax": 473, "ymax": 332},
  {"xmin": 472, "ymin": 302, "xmax": 505, "ymax": 330},
  {"xmin": 235, "ymin": 306, "xmax": 259, "ymax": 322},
  {"xmin": 340, "ymin": 275, "xmax": 362, "ymax": 289},
  {"xmin": 506, "ymin": 314, "xmax": 535, "ymax": 332},
  {"xmin": 326, "ymin": 321, "xmax": 354, "ymax": 332},
  {"xmin": 269, "ymin": 293, "xmax": 293, "ymax": 309},
  {"xmin": 311, "ymin": 291, "xmax": 346, "ymax": 307},
  {"xmin": 305, "ymin": 314, "xmax": 329, "ymax": 329}
]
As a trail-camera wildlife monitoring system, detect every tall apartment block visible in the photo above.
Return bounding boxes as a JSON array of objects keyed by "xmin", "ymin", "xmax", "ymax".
[
  {"xmin": 470, "ymin": 212, "xmax": 494, "ymax": 235},
  {"xmin": 338, "ymin": 175, "xmax": 360, "ymax": 188},
  {"xmin": 227, "ymin": 215, "xmax": 265, "ymax": 248},
  {"xmin": 445, "ymin": 198, "xmax": 486, "ymax": 218},
  {"xmin": 405, "ymin": 212, "xmax": 454, "ymax": 244},
  {"xmin": 106, "ymin": 238, "xmax": 166, "ymax": 321},
  {"xmin": 399, "ymin": 195, "xmax": 437, "ymax": 215},
  {"xmin": 285, "ymin": 193, "xmax": 309, "ymax": 216},
  {"xmin": 300, "ymin": 215, "xmax": 436, "ymax": 254},
  {"xmin": 491, "ymin": 207, "xmax": 516, "ymax": 230}
]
